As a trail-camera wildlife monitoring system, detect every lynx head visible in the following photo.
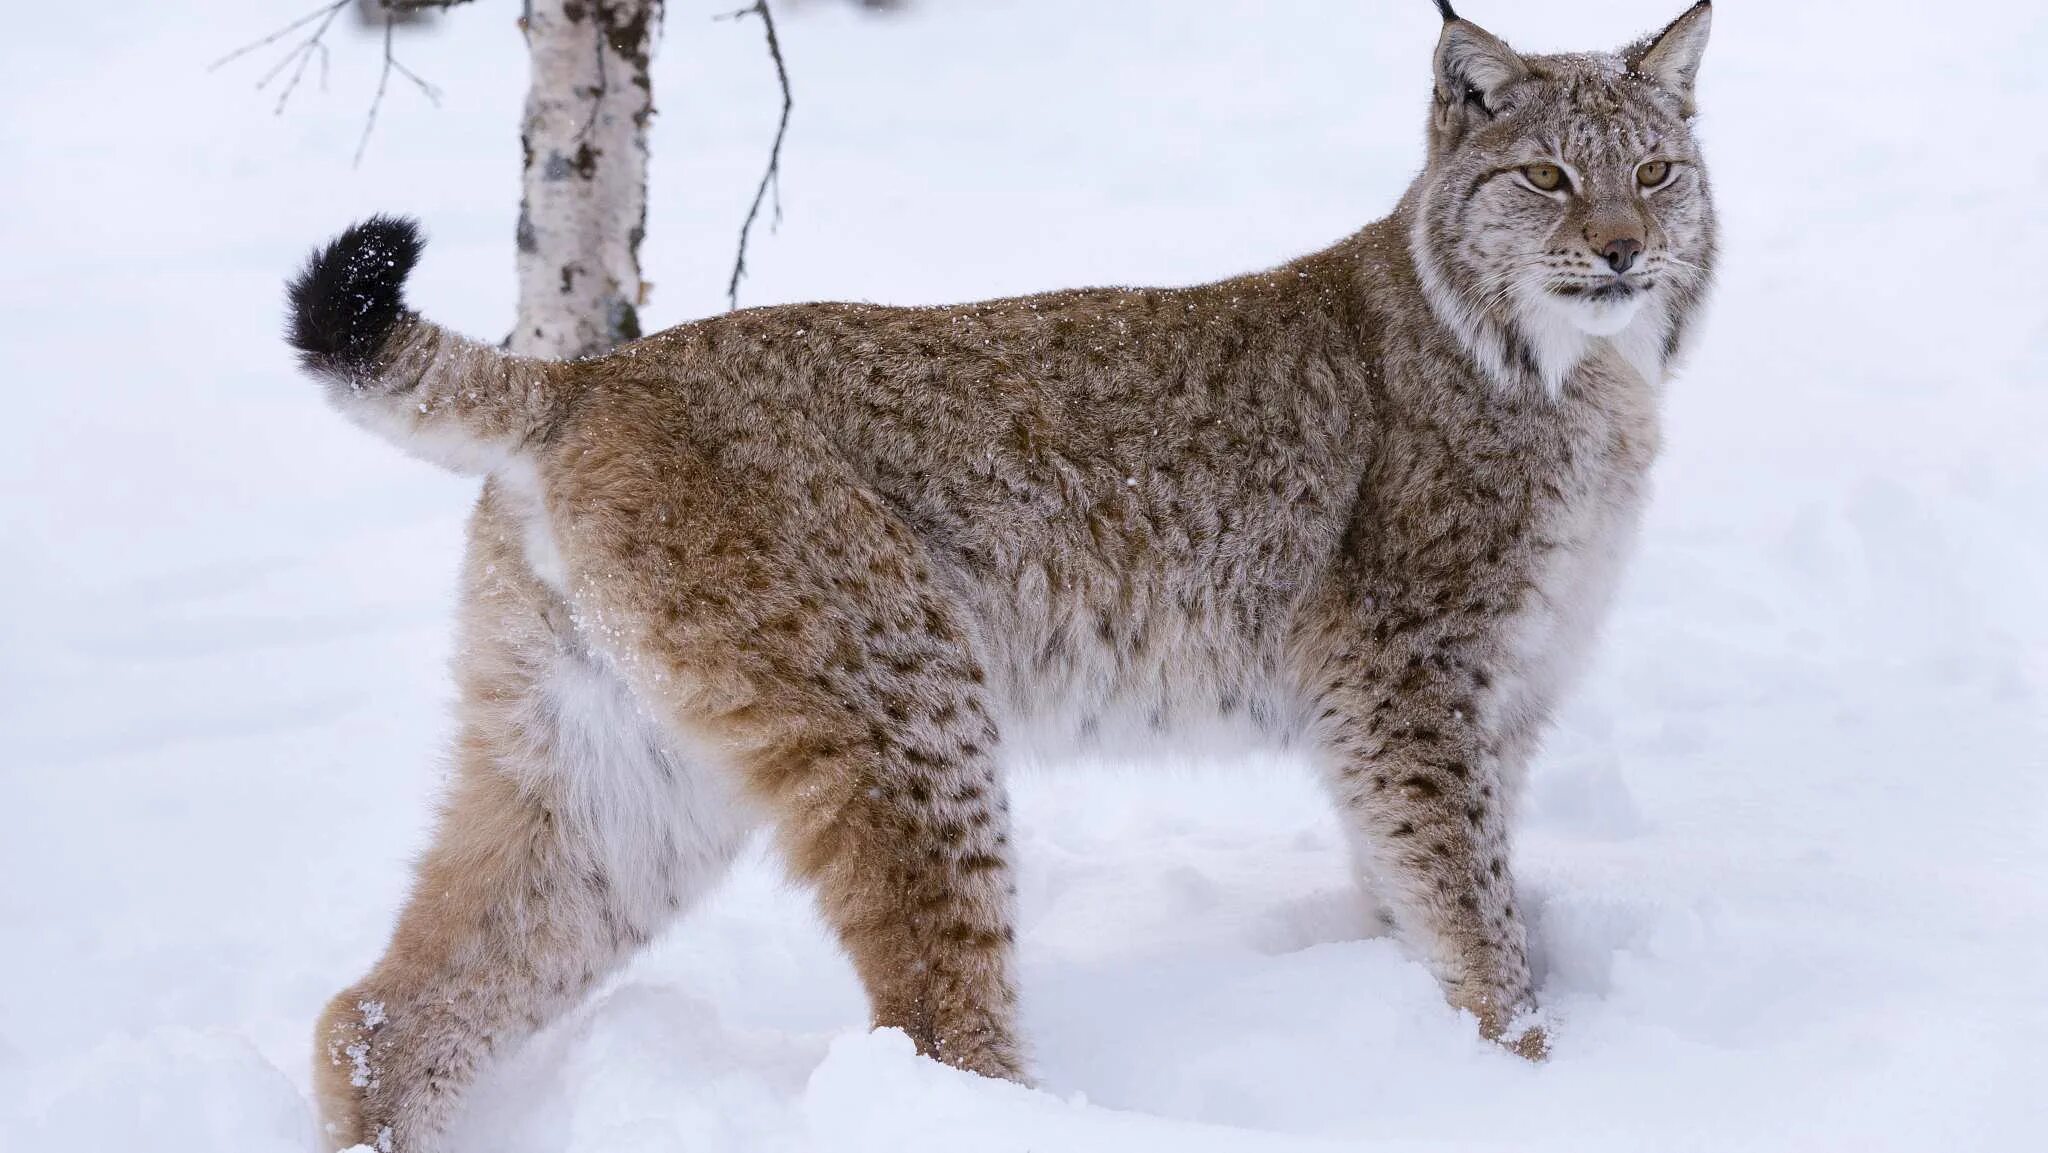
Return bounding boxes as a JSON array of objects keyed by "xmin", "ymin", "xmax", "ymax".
[{"xmin": 1410, "ymin": 1, "xmax": 1717, "ymax": 396}]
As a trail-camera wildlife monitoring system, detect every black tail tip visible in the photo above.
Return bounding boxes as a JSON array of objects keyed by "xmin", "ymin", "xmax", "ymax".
[{"xmin": 286, "ymin": 214, "xmax": 424, "ymax": 374}]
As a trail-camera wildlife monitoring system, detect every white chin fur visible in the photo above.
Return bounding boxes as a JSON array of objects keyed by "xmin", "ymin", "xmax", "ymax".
[
  {"xmin": 1513, "ymin": 288, "xmax": 1665, "ymax": 398},
  {"xmin": 1558, "ymin": 292, "xmax": 1647, "ymax": 336}
]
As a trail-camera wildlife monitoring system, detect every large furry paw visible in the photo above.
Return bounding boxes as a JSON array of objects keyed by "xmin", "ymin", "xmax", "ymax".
[
  {"xmin": 1490, "ymin": 1017, "xmax": 1550, "ymax": 1061},
  {"xmin": 312, "ymin": 986, "xmax": 394, "ymax": 1151},
  {"xmin": 903, "ymin": 1017, "xmax": 1031, "ymax": 1085},
  {"xmin": 1452, "ymin": 986, "xmax": 1550, "ymax": 1062}
]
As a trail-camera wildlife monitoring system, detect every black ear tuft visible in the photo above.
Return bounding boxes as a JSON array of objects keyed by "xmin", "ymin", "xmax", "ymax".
[
  {"xmin": 1434, "ymin": 0, "xmax": 1458, "ymax": 21},
  {"xmin": 286, "ymin": 214, "xmax": 424, "ymax": 376},
  {"xmin": 1435, "ymin": 18, "xmax": 1527, "ymax": 115},
  {"xmin": 1627, "ymin": 1, "xmax": 1713, "ymax": 116}
]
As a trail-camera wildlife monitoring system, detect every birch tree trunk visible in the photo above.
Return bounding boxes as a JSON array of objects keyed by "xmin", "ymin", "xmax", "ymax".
[{"xmin": 512, "ymin": 0, "xmax": 660, "ymax": 360}]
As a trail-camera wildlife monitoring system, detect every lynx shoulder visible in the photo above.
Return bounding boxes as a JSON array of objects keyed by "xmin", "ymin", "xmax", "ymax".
[{"xmin": 291, "ymin": 5, "xmax": 1715, "ymax": 1148}]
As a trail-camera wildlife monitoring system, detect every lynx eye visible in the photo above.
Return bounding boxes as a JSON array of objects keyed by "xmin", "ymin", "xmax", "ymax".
[
  {"xmin": 1522, "ymin": 164, "xmax": 1566, "ymax": 193},
  {"xmin": 1637, "ymin": 160, "xmax": 1673, "ymax": 188}
]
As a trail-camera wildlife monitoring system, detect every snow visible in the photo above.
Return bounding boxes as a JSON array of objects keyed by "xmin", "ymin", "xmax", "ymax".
[{"xmin": 3, "ymin": 1, "xmax": 2046, "ymax": 1150}]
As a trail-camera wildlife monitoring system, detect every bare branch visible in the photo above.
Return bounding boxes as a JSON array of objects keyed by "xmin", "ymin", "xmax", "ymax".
[
  {"xmin": 356, "ymin": 7, "xmax": 447, "ymax": 166},
  {"xmin": 720, "ymin": 0, "xmax": 795, "ymax": 311},
  {"xmin": 213, "ymin": 0, "xmax": 353, "ymax": 116},
  {"xmin": 355, "ymin": 17, "xmax": 398, "ymax": 164},
  {"xmin": 387, "ymin": 54, "xmax": 445, "ymax": 102},
  {"xmin": 208, "ymin": 0, "xmax": 351, "ymax": 74},
  {"xmin": 216, "ymin": 1, "xmax": 458, "ymax": 163}
]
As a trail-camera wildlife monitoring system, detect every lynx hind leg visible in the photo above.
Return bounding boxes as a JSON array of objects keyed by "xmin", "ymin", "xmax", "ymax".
[
  {"xmin": 314, "ymin": 710, "xmax": 751, "ymax": 1151},
  {"xmin": 315, "ymin": 696, "xmax": 756, "ymax": 1149},
  {"xmin": 314, "ymin": 499, "xmax": 754, "ymax": 1151},
  {"xmin": 1313, "ymin": 653, "xmax": 1546, "ymax": 1059},
  {"xmin": 796, "ymin": 680, "xmax": 1024, "ymax": 1082},
  {"xmin": 591, "ymin": 493, "xmax": 1027, "ymax": 1081},
  {"xmin": 744, "ymin": 611, "xmax": 1022, "ymax": 1080}
]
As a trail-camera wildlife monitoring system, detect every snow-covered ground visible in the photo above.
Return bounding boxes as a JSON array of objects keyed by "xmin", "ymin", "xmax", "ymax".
[{"xmin": 4, "ymin": 1, "xmax": 2046, "ymax": 1149}]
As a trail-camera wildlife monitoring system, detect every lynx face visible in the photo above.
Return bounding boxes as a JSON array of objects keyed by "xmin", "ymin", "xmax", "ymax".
[{"xmin": 1413, "ymin": 4, "xmax": 1717, "ymax": 393}]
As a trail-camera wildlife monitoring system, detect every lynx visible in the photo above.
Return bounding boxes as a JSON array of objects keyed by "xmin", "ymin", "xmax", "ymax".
[{"xmin": 293, "ymin": 3, "xmax": 1715, "ymax": 1147}]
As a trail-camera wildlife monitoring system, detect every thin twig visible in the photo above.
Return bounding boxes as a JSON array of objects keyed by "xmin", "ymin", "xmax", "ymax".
[
  {"xmin": 356, "ymin": 7, "xmax": 446, "ymax": 165},
  {"xmin": 720, "ymin": 0, "xmax": 794, "ymax": 311},
  {"xmin": 208, "ymin": 0, "xmax": 351, "ymax": 74},
  {"xmin": 226, "ymin": 0, "xmax": 352, "ymax": 115},
  {"xmin": 354, "ymin": 18, "xmax": 397, "ymax": 163},
  {"xmin": 215, "ymin": 1, "xmax": 454, "ymax": 162},
  {"xmin": 388, "ymin": 55, "xmax": 444, "ymax": 102}
]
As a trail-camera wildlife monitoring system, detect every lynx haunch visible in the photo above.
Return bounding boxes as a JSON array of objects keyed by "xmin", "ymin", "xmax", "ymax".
[{"xmin": 290, "ymin": 4, "xmax": 1715, "ymax": 1148}]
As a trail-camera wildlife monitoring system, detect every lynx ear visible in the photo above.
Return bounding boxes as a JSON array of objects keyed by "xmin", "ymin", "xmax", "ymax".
[
  {"xmin": 1434, "ymin": 17, "xmax": 1530, "ymax": 117},
  {"xmin": 1628, "ymin": 1, "xmax": 1713, "ymax": 116}
]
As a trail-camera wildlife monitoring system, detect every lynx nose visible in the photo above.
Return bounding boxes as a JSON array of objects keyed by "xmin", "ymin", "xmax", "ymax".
[{"xmin": 1599, "ymin": 237, "xmax": 1644, "ymax": 274}]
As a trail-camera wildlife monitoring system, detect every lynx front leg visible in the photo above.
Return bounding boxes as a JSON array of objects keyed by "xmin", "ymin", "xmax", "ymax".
[{"xmin": 1314, "ymin": 657, "xmax": 1546, "ymax": 1059}]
